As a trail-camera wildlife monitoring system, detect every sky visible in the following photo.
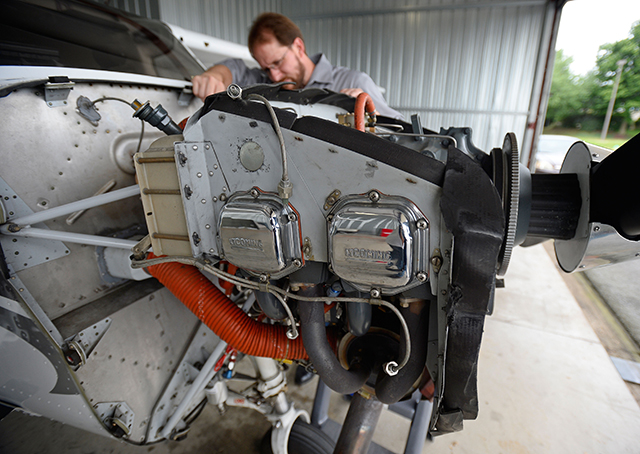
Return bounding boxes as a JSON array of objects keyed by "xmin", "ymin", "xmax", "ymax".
[{"xmin": 555, "ymin": 0, "xmax": 640, "ymax": 75}]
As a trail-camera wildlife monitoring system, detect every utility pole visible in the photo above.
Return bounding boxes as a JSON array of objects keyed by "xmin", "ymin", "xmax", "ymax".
[{"xmin": 601, "ymin": 59, "xmax": 627, "ymax": 140}]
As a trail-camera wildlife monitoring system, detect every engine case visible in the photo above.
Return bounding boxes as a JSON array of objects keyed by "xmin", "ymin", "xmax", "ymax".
[{"xmin": 328, "ymin": 193, "xmax": 430, "ymax": 295}]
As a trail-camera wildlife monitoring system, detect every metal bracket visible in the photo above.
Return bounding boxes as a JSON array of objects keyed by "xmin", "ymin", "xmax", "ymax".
[
  {"xmin": 94, "ymin": 401, "xmax": 135, "ymax": 438},
  {"xmin": 66, "ymin": 317, "xmax": 112, "ymax": 367},
  {"xmin": 44, "ymin": 77, "xmax": 74, "ymax": 107},
  {"xmin": 178, "ymin": 88, "xmax": 194, "ymax": 107}
]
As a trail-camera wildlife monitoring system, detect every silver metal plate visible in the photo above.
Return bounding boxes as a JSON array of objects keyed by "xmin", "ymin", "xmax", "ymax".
[
  {"xmin": 174, "ymin": 141, "xmax": 226, "ymax": 257},
  {"xmin": 328, "ymin": 193, "xmax": 429, "ymax": 294}
]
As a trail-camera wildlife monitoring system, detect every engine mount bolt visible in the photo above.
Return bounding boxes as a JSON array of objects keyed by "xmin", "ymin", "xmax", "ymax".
[
  {"xmin": 417, "ymin": 219, "xmax": 428, "ymax": 230},
  {"xmin": 368, "ymin": 191, "xmax": 380, "ymax": 202},
  {"xmin": 288, "ymin": 212, "xmax": 297, "ymax": 222},
  {"xmin": 250, "ymin": 188, "xmax": 259, "ymax": 198},
  {"xmin": 370, "ymin": 288, "xmax": 381, "ymax": 298},
  {"xmin": 416, "ymin": 271, "xmax": 427, "ymax": 282}
]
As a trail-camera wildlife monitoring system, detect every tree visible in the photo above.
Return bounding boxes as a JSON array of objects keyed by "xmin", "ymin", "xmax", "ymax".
[
  {"xmin": 590, "ymin": 21, "xmax": 640, "ymax": 132},
  {"xmin": 545, "ymin": 49, "xmax": 586, "ymax": 127}
]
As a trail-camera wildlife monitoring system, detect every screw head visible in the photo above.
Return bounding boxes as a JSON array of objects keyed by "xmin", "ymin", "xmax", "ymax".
[
  {"xmin": 250, "ymin": 188, "xmax": 259, "ymax": 198},
  {"xmin": 370, "ymin": 288, "xmax": 381, "ymax": 298},
  {"xmin": 417, "ymin": 219, "xmax": 428, "ymax": 230},
  {"xmin": 368, "ymin": 191, "xmax": 380, "ymax": 202},
  {"xmin": 288, "ymin": 212, "xmax": 297, "ymax": 222},
  {"xmin": 416, "ymin": 271, "xmax": 427, "ymax": 282}
]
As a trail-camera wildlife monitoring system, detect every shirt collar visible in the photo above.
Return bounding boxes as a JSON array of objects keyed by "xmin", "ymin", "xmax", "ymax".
[{"xmin": 307, "ymin": 53, "xmax": 333, "ymax": 86}]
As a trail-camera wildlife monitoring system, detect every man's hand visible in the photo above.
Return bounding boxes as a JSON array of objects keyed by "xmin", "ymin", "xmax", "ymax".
[
  {"xmin": 191, "ymin": 65, "xmax": 233, "ymax": 101},
  {"xmin": 340, "ymin": 88, "xmax": 364, "ymax": 98}
]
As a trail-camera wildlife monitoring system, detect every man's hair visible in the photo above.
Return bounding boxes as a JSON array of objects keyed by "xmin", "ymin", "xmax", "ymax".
[{"xmin": 248, "ymin": 12, "xmax": 304, "ymax": 53}]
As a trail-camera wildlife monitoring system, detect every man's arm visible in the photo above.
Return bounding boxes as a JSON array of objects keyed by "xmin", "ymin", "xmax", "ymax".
[{"xmin": 191, "ymin": 65, "xmax": 233, "ymax": 101}]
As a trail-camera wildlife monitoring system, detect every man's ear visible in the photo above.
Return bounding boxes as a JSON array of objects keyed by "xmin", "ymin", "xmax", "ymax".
[{"xmin": 292, "ymin": 36, "xmax": 306, "ymax": 56}]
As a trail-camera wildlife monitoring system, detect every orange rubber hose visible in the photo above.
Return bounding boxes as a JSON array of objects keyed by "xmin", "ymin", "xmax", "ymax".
[
  {"xmin": 146, "ymin": 258, "xmax": 308, "ymax": 360},
  {"xmin": 355, "ymin": 92, "xmax": 376, "ymax": 132}
]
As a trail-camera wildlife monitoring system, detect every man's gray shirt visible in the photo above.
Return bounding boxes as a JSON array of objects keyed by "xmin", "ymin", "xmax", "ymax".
[{"xmin": 220, "ymin": 53, "xmax": 403, "ymax": 119}]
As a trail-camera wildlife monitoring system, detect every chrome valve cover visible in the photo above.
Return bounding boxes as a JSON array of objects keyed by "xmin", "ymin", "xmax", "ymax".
[
  {"xmin": 218, "ymin": 191, "xmax": 302, "ymax": 277},
  {"xmin": 328, "ymin": 192, "xmax": 430, "ymax": 295}
]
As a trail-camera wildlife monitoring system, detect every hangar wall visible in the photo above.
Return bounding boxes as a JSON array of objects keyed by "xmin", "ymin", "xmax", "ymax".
[{"xmin": 154, "ymin": 0, "xmax": 563, "ymax": 164}]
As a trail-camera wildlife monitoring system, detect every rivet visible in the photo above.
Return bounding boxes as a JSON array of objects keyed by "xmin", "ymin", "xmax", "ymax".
[
  {"xmin": 213, "ymin": 197, "xmax": 218, "ymax": 202},
  {"xmin": 193, "ymin": 145, "xmax": 198, "ymax": 151},
  {"xmin": 201, "ymin": 199, "xmax": 206, "ymax": 204},
  {"xmin": 213, "ymin": 164, "xmax": 218, "ymax": 170},
  {"xmin": 209, "ymin": 171, "xmax": 214, "ymax": 176},
  {"xmin": 197, "ymin": 172, "xmax": 202, "ymax": 178},
  {"xmin": 205, "ymin": 224, "xmax": 211, "ymax": 229}
]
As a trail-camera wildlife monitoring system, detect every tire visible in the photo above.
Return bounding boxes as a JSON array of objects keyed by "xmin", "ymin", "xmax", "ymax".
[{"xmin": 260, "ymin": 419, "xmax": 335, "ymax": 454}]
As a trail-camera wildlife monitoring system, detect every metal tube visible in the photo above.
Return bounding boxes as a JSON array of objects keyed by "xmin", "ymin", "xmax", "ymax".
[
  {"xmin": 0, "ymin": 226, "xmax": 139, "ymax": 249},
  {"xmin": 310, "ymin": 379, "xmax": 332, "ymax": 428},
  {"xmin": 333, "ymin": 393, "xmax": 384, "ymax": 454},
  {"xmin": 10, "ymin": 185, "xmax": 140, "ymax": 226},
  {"xmin": 403, "ymin": 399, "xmax": 433, "ymax": 454},
  {"xmin": 160, "ymin": 338, "xmax": 229, "ymax": 439},
  {"xmin": 66, "ymin": 179, "xmax": 117, "ymax": 225},
  {"xmin": 160, "ymin": 296, "xmax": 254, "ymax": 439}
]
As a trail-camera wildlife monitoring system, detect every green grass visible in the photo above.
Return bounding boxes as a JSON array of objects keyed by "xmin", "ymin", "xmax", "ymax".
[{"xmin": 542, "ymin": 127, "xmax": 638, "ymax": 150}]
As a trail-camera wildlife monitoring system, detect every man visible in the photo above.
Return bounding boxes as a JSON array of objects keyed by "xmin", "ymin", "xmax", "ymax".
[{"xmin": 191, "ymin": 12, "xmax": 402, "ymax": 119}]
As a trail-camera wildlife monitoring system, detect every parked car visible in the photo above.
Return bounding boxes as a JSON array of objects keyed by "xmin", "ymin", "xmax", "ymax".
[{"xmin": 534, "ymin": 134, "xmax": 579, "ymax": 173}]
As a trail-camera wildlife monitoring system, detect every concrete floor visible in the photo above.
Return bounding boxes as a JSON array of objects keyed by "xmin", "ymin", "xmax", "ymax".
[{"xmin": 1, "ymin": 244, "xmax": 640, "ymax": 453}]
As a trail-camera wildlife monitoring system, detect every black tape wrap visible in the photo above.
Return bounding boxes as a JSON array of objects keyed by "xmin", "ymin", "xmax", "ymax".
[{"xmin": 435, "ymin": 146, "xmax": 505, "ymax": 433}]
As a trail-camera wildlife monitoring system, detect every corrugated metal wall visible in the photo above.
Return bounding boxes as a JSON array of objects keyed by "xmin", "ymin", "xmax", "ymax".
[
  {"xmin": 158, "ymin": 0, "xmax": 282, "ymax": 44},
  {"xmin": 156, "ymin": 0, "xmax": 558, "ymax": 158},
  {"xmin": 283, "ymin": 0, "xmax": 556, "ymax": 156}
]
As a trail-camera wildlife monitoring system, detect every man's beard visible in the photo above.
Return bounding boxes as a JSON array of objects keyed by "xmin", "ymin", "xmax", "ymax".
[{"xmin": 280, "ymin": 59, "xmax": 306, "ymax": 89}]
